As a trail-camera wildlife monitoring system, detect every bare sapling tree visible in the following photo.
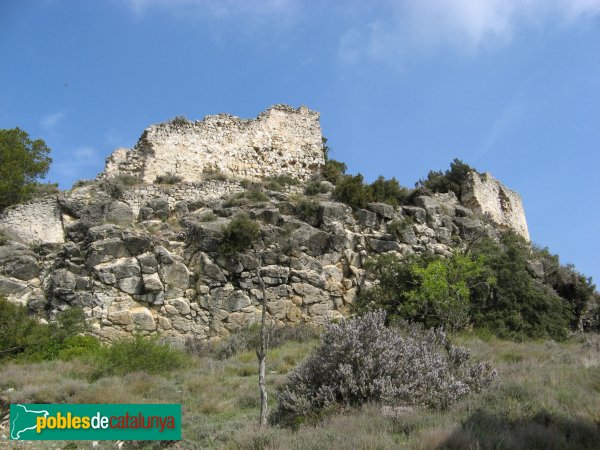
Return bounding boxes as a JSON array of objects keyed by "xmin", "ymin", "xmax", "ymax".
[{"xmin": 256, "ymin": 257, "xmax": 269, "ymax": 427}]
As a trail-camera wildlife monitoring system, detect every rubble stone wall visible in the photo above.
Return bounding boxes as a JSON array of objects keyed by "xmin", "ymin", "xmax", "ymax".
[
  {"xmin": 0, "ymin": 197, "xmax": 64, "ymax": 245},
  {"xmin": 102, "ymin": 105, "xmax": 324, "ymax": 183}
]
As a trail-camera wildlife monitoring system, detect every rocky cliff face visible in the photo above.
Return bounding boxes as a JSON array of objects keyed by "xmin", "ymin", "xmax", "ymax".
[
  {"xmin": 0, "ymin": 105, "xmax": 531, "ymax": 345},
  {"xmin": 0, "ymin": 181, "xmax": 502, "ymax": 345}
]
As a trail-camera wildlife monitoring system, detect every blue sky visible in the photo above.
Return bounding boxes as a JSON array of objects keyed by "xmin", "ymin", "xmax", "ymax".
[{"xmin": 1, "ymin": 0, "xmax": 599, "ymax": 284}]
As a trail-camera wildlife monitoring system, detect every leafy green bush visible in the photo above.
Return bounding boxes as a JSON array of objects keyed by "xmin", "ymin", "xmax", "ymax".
[
  {"xmin": 219, "ymin": 214, "xmax": 260, "ymax": 254},
  {"xmin": 90, "ymin": 335, "xmax": 189, "ymax": 379},
  {"xmin": 416, "ymin": 158, "xmax": 477, "ymax": 198},
  {"xmin": 203, "ymin": 167, "xmax": 227, "ymax": 181},
  {"xmin": 532, "ymin": 245, "xmax": 597, "ymax": 329},
  {"xmin": 272, "ymin": 311, "xmax": 496, "ymax": 427},
  {"xmin": 199, "ymin": 211, "xmax": 217, "ymax": 222},
  {"xmin": 469, "ymin": 233, "xmax": 574, "ymax": 340},
  {"xmin": 155, "ymin": 172, "xmax": 183, "ymax": 184},
  {"xmin": 99, "ymin": 177, "xmax": 125, "ymax": 200},
  {"xmin": 223, "ymin": 187, "xmax": 269, "ymax": 207},
  {"xmin": 0, "ymin": 298, "xmax": 94, "ymax": 361},
  {"xmin": 332, "ymin": 174, "xmax": 371, "ymax": 209},
  {"xmin": 369, "ymin": 176, "xmax": 410, "ymax": 206},
  {"xmin": 263, "ymin": 175, "xmax": 301, "ymax": 191},
  {"xmin": 357, "ymin": 232, "xmax": 586, "ymax": 340},
  {"xmin": 171, "ymin": 115, "xmax": 190, "ymax": 126},
  {"xmin": 296, "ymin": 199, "xmax": 320, "ymax": 226},
  {"xmin": 333, "ymin": 174, "xmax": 411, "ymax": 209},
  {"xmin": 33, "ymin": 182, "xmax": 59, "ymax": 197},
  {"xmin": 321, "ymin": 159, "xmax": 347, "ymax": 185},
  {"xmin": 304, "ymin": 181, "xmax": 330, "ymax": 196},
  {"xmin": 357, "ymin": 253, "xmax": 491, "ymax": 331},
  {"xmin": 57, "ymin": 335, "xmax": 102, "ymax": 361}
]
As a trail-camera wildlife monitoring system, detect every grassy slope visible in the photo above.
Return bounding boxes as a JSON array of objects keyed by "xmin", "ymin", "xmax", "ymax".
[{"xmin": 1, "ymin": 335, "xmax": 599, "ymax": 449}]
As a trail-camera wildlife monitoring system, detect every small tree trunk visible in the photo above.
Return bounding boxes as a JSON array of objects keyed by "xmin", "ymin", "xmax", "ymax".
[{"xmin": 257, "ymin": 260, "xmax": 269, "ymax": 427}]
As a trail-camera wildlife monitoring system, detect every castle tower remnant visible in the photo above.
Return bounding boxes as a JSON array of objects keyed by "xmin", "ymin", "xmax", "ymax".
[{"xmin": 101, "ymin": 105, "xmax": 325, "ymax": 183}]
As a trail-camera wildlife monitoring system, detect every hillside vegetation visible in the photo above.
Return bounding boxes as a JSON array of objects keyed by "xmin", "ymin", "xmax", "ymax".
[{"xmin": 1, "ymin": 325, "xmax": 599, "ymax": 449}]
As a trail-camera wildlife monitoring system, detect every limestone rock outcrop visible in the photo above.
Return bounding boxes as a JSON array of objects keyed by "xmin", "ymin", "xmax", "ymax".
[{"xmin": 0, "ymin": 105, "xmax": 531, "ymax": 345}]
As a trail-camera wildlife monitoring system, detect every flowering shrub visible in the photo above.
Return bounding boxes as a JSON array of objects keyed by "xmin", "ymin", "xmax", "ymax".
[{"xmin": 272, "ymin": 311, "xmax": 496, "ymax": 426}]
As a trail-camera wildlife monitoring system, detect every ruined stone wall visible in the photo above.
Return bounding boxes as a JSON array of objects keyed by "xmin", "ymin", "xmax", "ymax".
[
  {"xmin": 461, "ymin": 172, "xmax": 530, "ymax": 241},
  {"xmin": 122, "ymin": 181, "xmax": 244, "ymax": 217},
  {"xmin": 102, "ymin": 105, "xmax": 324, "ymax": 183},
  {"xmin": 0, "ymin": 197, "xmax": 65, "ymax": 245}
]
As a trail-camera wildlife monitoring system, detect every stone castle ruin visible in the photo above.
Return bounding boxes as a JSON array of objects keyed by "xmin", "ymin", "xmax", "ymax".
[
  {"xmin": 462, "ymin": 172, "xmax": 529, "ymax": 241},
  {"xmin": 0, "ymin": 105, "xmax": 530, "ymax": 344},
  {"xmin": 102, "ymin": 104, "xmax": 325, "ymax": 183}
]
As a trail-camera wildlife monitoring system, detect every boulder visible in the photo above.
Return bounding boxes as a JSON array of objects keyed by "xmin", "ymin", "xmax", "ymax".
[
  {"xmin": 160, "ymin": 261, "xmax": 190, "ymax": 289},
  {"xmin": 105, "ymin": 201, "xmax": 135, "ymax": 226},
  {"xmin": 319, "ymin": 201, "xmax": 354, "ymax": 227},
  {"xmin": 401, "ymin": 206, "xmax": 427, "ymax": 224},
  {"xmin": 140, "ymin": 197, "xmax": 170, "ymax": 221},
  {"xmin": 366, "ymin": 202, "xmax": 396, "ymax": 220},
  {"xmin": 355, "ymin": 209, "xmax": 378, "ymax": 228},
  {"xmin": 290, "ymin": 224, "xmax": 330, "ymax": 256},
  {"xmin": 130, "ymin": 307, "xmax": 156, "ymax": 331},
  {"xmin": 143, "ymin": 273, "xmax": 164, "ymax": 293},
  {"xmin": 198, "ymin": 253, "xmax": 227, "ymax": 283}
]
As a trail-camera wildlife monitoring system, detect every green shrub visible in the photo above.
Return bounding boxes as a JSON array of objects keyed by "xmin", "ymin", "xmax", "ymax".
[
  {"xmin": 0, "ymin": 231, "xmax": 7, "ymax": 246},
  {"xmin": 321, "ymin": 159, "xmax": 347, "ymax": 185},
  {"xmin": 368, "ymin": 176, "xmax": 410, "ymax": 206},
  {"xmin": 155, "ymin": 172, "xmax": 183, "ymax": 184},
  {"xmin": 171, "ymin": 115, "xmax": 190, "ymax": 126},
  {"xmin": 33, "ymin": 182, "xmax": 59, "ymax": 197},
  {"xmin": 203, "ymin": 167, "xmax": 227, "ymax": 181},
  {"xmin": 332, "ymin": 174, "xmax": 370, "ymax": 209},
  {"xmin": 0, "ymin": 297, "xmax": 94, "ymax": 361},
  {"xmin": 304, "ymin": 181, "xmax": 330, "ymax": 196},
  {"xmin": 469, "ymin": 233, "xmax": 574, "ymax": 340},
  {"xmin": 219, "ymin": 214, "xmax": 260, "ymax": 254},
  {"xmin": 57, "ymin": 335, "xmax": 102, "ymax": 361},
  {"xmin": 333, "ymin": 174, "xmax": 411, "ymax": 209},
  {"xmin": 532, "ymin": 245, "xmax": 597, "ymax": 329},
  {"xmin": 199, "ymin": 211, "xmax": 217, "ymax": 222},
  {"xmin": 357, "ymin": 252, "xmax": 492, "ymax": 331},
  {"xmin": 357, "ymin": 231, "xmax": 585, "ymax": 340},
  {"xmin": 91, "ymin": 334, "xmax": 189, "ymax": 379},
  {"xmin": 72, "ymin": 179, "xmax": 94, "ymax": 188},
  {"xmin": 223, "ymin": 186, "xmax": 269, "ymax": 207},
  {"xmin": 99, "ymin": 177, "xmax": 125, "ymax": 199},
  {"xmin": 296, "ymin": 199, "xmax": 320, "ymax": 226},
  {"xmin": 416, "ymin": 158, "xmax": 477, "ymax": 198},
  {"xmin": 264, "ymin": 175, "xmax": 300, "ymax": 191}
]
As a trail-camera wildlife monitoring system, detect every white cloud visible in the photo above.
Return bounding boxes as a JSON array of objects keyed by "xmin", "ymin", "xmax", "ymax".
[
  {"xmin": 40, "ymin": 112, "xmax": 65, "ymax": 133},
  {"xmin": 339, "ymin": 0, "xmax": 600, "ymax": 65}
]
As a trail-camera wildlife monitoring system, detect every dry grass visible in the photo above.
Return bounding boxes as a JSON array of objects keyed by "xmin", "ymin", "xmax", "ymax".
[{"xmin": 1, "ymin": 334, "xmax": 599, "ymax": 449}]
